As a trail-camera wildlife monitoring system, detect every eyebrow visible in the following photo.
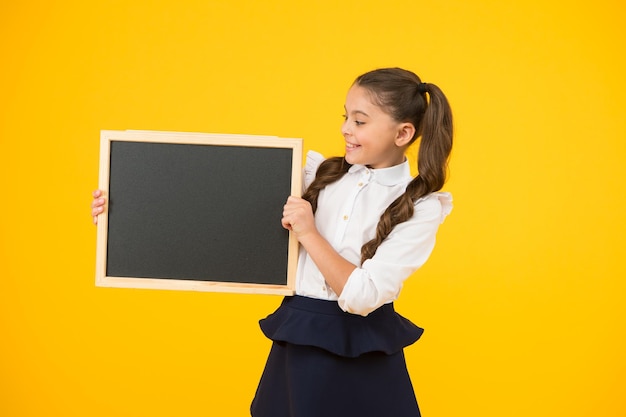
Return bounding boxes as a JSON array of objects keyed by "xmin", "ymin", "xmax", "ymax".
[{"xmin": 344, "ymin": 106, "xmax": 370, "ymax": 118}]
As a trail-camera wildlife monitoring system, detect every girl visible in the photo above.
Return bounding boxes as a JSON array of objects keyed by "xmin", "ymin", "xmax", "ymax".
[{"xmin": 91, "ymin": 67, "xmax": 453, "ymax": 417}]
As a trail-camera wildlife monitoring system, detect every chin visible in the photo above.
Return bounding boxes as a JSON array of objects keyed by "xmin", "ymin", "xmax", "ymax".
[
  {"xmin": 344, "ymin": 151, "xmax": 361, "ymax": 165},
  {"xmin": 344, "ymin": 155, "xmax": 359, "ymax": 166}
]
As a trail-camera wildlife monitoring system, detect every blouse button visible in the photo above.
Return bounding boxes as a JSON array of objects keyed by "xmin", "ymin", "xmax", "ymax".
[
  {"xmin": 343, "ymin": 215, "xmax": 348, "ymax": 221},
  {"xmin": 358, "ymin": 182, "xmax": 363, "ymax": 187}
]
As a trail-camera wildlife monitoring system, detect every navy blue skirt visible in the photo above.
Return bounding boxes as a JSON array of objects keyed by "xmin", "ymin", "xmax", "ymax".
[{"xmin": 251, "ymin": 296, "xmax": 424, "ymax": 417}]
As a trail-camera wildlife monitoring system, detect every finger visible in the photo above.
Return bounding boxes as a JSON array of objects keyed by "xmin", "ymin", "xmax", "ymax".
[
  {"xmin": 91, "ymin": 198, "xmax": 105, "ymax": 209},
  {"xmin": 283, "ymin": 205, "xmax": 299, "ymax": 216},
  {"xmin": 283, "ymin": 200, "xmax": 295, "ymax": 211},
  {"xmin": 281, "ymin": 217, "xmax": 292, "ymax": 231},
  {"xmin": 283, "ymin": 203, "xmax": 298, "ymax": 217},
  {"xmin": 285, "ymin": 195, "xmax": 303, "ymax": 206}
]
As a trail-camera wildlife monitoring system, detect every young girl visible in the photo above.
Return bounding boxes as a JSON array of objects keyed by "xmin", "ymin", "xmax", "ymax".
[{"xmin": 91, "ymin": 67, "xmax": 453, "ymax": 417}]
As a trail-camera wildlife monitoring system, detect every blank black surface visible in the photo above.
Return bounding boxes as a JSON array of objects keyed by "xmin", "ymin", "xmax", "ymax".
[{"xmin": 106, "ymin": 141, "xmax": 292, "ymax": 285}]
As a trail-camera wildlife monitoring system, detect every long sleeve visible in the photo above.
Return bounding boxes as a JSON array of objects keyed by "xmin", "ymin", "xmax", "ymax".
[{"xmin": 338, "ymin": 192, "xmax": 452, "ymax": 316}]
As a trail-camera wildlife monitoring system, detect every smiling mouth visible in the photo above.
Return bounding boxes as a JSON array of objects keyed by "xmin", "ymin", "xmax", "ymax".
[{"xmin": 346, "ymin": 142, "xmax": 360, "ymax": 149}]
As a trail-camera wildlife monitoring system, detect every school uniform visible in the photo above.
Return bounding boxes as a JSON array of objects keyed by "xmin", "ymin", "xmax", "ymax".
[{"xmin": 251, "ymin": 151, "xmax": 452, "ymax": 417}]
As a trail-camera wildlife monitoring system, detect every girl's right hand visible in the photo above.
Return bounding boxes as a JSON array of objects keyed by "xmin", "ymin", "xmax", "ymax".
[{"xmin": 91, "ymin": 189, "xmax": 106, "ymax": 225}]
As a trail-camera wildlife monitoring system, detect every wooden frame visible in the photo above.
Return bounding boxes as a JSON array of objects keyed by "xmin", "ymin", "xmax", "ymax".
[{"xmin": 96, "ymin": 130, "xmax": 302, "ymax": 295}]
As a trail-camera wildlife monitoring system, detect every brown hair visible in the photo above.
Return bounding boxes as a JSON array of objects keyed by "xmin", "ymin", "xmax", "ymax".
[{"xmin": 302, "ymin": 67, "xmax": 453, "ymax": 264}]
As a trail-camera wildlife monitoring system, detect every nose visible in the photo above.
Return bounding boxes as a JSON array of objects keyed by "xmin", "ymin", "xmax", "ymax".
[{"xmin": 341, "ymin": 119, "xmax": 350, "ymax": 138}]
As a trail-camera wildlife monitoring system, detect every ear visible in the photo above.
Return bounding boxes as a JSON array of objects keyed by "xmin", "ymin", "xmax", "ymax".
[{"xmin": 395, "ymin": 123, "xmax": 416, "ymax": 147}]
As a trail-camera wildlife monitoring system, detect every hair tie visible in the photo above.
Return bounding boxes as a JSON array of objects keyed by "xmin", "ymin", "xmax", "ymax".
[{"xmin": 418, "ymin": 82, "xmax": 428, "ymax": 94}]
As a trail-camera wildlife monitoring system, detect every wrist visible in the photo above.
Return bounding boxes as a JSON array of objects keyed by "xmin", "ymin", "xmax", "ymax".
[{"xmin": 297, "ymin": 229, "xmax": 323, "ymax": 249}]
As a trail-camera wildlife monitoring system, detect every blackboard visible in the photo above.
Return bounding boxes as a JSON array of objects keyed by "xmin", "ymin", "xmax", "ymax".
[{"xmin": 95, "ymin": 130, "xmax": 302, "ymax": 295}]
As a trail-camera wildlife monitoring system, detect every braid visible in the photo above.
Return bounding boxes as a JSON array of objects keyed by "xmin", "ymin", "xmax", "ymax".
[{"xmin": 302, "ymin": 157, "xmax": 351, "ymax": 213}]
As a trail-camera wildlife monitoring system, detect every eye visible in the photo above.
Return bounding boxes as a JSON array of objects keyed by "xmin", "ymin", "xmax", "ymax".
[{"xmin": 342, "ymin": 114, "xmax": 364, "ymax": 126}]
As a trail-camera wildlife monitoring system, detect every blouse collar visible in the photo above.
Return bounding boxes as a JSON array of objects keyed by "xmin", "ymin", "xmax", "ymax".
[{"xmin": 348, "ymin": 159, "xmax": 412, "ymax": 186}]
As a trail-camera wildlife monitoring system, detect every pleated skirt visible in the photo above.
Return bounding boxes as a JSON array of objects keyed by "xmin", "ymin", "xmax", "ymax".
[{"xmin": 250, "ymin": 295, "xmax": 424, "ymax": 417}]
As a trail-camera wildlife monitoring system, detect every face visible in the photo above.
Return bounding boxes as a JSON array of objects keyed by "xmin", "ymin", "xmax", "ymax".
[{"xmin": 341, "ymin": 85, "xmax": 413, "ymax": 169}]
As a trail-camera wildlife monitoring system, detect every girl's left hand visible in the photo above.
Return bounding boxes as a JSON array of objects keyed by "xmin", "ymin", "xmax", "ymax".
[{"xmin": 281, "ymin": 196, "xmax": 317, "ymax": 239}]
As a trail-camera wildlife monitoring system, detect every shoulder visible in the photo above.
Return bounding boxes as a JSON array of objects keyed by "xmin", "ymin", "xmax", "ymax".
[
  {"xmin": 414, "ymin": 191, "xmax": 453, "ymax": 224},
  {"xmin": 305, "ymin": 150, "xmax": 325, "ymax": 171},
  {"xmin": 304, "ymin": 150, "xmax": 325, "ymax": 187}
]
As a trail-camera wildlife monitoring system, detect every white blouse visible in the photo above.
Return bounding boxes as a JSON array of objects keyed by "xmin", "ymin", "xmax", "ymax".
[{"xmin": 295, "ymin": 151, "xmax": 452, "ymax": 316}]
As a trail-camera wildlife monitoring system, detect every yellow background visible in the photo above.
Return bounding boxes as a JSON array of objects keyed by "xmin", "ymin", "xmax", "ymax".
[{"xmin": 1, "ymin": 1, "xmax": 624, "ymax": 416}]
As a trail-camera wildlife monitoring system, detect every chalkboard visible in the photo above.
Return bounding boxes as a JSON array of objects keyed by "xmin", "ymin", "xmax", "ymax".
[{"xmin": 95, "ymin": 130, "xmax": 302, "ymax": 295}]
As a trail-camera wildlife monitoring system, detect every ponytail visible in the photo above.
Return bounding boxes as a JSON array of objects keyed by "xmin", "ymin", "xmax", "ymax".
[
  {"xmin": 417, "ymin": 82, "xmax": 453, "ymax": 194},
  {"xmin": 361, "ymin": 78, "xmax": 453, "ymax": 263}
]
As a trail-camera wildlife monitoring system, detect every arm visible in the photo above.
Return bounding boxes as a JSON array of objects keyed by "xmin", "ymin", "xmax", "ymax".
[
  {"xmin": 338, "ymin": 192, "xmax": 452, "ymax": 315},
  {"xmin": 281, "ymin": 196, "xmax": 355, "ymax": 295},
  {"xmin": 282, "ymin": 192, "xmax": 452, "ymax": 314}
]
